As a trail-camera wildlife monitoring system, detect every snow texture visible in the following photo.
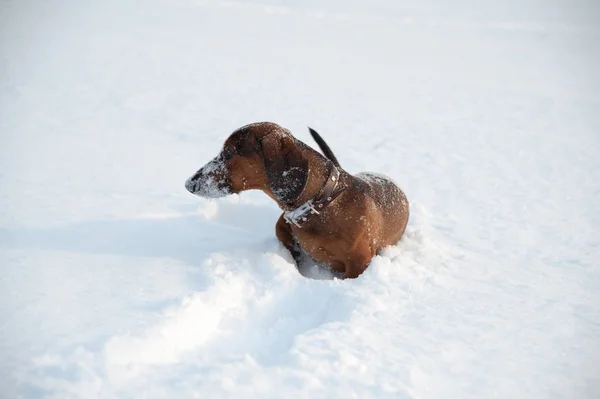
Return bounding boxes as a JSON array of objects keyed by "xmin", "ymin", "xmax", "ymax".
[{"xmin": 1, "ymin": 0, "xmax": 599, "ymax": 398}]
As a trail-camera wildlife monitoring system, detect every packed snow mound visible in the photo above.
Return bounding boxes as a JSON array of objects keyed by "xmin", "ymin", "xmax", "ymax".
[{"xmin": 11, "ymin": 204, "xmax": 454, "ymax": 398}]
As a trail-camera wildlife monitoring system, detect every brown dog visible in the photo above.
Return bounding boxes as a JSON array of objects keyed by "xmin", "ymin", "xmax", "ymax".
[{"xmin": 185, "ymin": 122, "xmax": 409, "ymax": 279}]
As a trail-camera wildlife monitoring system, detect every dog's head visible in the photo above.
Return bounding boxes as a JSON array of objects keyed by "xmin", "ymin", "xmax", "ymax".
[{"xmin": 185, "ymin": 122, "xmax": 309, "ymax": 204}]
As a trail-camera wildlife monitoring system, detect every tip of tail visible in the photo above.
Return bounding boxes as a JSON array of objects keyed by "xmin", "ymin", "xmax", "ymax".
[{"xmin": 307, "ymin": 126, "xmax": 341, "ymax": 168}]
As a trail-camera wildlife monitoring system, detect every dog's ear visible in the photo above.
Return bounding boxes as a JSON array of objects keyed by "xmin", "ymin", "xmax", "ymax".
[{"xmin": 260, "ymin": 133, "xmax": 308, "ymax": 204}]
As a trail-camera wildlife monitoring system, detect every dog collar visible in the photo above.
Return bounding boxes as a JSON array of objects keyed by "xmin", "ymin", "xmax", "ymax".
[{"xmin": 283, "ymin": 167, "xmax": 347, "ymax": 228}]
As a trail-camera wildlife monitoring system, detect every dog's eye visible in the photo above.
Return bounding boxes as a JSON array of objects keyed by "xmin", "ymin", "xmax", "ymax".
[{"xmin": 222, "ymin": 147, "xmax": 235, "ymax": 160}]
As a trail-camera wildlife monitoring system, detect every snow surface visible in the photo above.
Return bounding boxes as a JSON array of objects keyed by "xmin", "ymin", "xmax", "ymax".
[{"xmin": 1, "ymin": 0, "xmax": 599, "ymax": 397}]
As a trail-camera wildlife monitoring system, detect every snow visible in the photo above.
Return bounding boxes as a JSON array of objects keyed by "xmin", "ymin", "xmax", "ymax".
[{"xmin": 1, "ymin": 0, "xmax": 599, "ymax": 397}]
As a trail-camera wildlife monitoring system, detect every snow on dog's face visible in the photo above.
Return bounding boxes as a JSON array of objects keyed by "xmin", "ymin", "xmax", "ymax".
[
  {"xmin": 185, "ymin": 152, "xmax": 232, "ymax": 198},
  {"xmin": 185, "ymin": 131, "xmax": 254, "ymax": 198},
  {"xmin": 185, "ymin": 122, "xmax": 309, "ymax": 204}
]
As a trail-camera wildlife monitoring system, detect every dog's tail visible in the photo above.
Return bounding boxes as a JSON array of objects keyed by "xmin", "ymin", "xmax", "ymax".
[{"xmin": 308, "ymin": 127, "xmax": 341, "ymax": 168}]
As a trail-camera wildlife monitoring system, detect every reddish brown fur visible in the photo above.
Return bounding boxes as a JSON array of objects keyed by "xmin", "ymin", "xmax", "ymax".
[{"xmin": 186, "ymin": 122, "xmax": 409, "ymax": 279}]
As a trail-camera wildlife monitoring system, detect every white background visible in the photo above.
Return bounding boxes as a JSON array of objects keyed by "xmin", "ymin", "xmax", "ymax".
[{"xmin": 1, "ymin": 0, "xmax": 599, "ymax": 397}]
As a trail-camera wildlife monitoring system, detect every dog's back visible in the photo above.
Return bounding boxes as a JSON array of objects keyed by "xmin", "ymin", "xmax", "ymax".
[
  {"xmin": 354, "ymin": 172, "xmax": 409, "ymax": 247},
  {"xmin": 309, "ymin": 128, "xmax": 409, "ymax": 248}
]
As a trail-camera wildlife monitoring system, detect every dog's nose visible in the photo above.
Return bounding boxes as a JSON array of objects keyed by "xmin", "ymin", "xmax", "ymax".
[{"xmin": 185, "ymin": 177, "xmax": 197, "ymax": 193}]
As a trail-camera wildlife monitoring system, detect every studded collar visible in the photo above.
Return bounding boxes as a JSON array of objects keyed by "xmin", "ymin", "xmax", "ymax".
[{"xmin": 283, "ymin": 167, "xmax": 347, "ymax": 228}]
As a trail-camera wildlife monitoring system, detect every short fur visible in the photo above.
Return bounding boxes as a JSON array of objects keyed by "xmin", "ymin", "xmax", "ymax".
[{"xmin": 185, "ymin": 122, "xmax": 409, "ymax": 279}]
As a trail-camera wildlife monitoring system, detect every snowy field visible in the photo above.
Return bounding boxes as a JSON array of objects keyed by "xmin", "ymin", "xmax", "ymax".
[{"xmin": 1, "ymin": 0, "xmax": 599, "ymax": 397}]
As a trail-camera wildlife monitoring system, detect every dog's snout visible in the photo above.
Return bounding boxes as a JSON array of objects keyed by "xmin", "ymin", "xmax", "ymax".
[
  {"xmin": 185, "ymin": 157, "xmax": 232, "ymax": 198},
  {"xmin": 185, "ymin": 176, "xmax": 198, "ymax": 193},
  {"xmin": 185, "ymin": 167, "xmax": 208, "ymax": 193}
]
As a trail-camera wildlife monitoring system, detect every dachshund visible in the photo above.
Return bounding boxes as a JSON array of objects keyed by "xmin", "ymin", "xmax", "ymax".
[{"xmin": 185, "ymin": 122, "xmax": 409, "ymax": 279}]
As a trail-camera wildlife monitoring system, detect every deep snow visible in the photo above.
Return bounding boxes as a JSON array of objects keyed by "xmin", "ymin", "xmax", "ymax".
[{"xmin": 1, "ymin": 0, "xmax": 599, "ymax": 398}]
